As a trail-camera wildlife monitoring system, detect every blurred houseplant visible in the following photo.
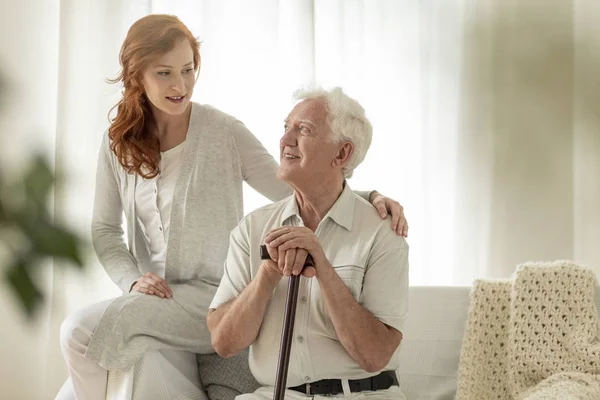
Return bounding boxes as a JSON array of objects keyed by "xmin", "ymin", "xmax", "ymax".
[{"xmin": 0, "ymin": 70, "xmax": 84, "ymax": 318}]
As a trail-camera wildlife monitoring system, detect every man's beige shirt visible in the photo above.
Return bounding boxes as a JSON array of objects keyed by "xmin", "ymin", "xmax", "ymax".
[{"xmin": 210, "ymin": 183, "xmax": 409, "ymax": 387}]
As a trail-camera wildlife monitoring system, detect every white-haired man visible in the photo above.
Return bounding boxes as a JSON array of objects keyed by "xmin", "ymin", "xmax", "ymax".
[{"xmin": 207, "ymin": 87, "xmax": 408, "ymax": 400}]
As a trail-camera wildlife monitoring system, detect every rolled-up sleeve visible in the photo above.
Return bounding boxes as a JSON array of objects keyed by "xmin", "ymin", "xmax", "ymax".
[{"xmin": 360, "ymin": 237, "xmax": 409, "ymax": 333}]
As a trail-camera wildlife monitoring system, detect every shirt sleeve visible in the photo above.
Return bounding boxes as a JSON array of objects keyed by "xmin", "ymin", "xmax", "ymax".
[
  {"xmin": 232, "ymin": 121, "xmax": 293, "ymax": 202},
  {"xmin": 91, "ymin": 132, "xmax": 141, "ymax": 293},
  {"xmin": 209, "ymin": 218, "xmax": 254, "ymax": 310},
  {"xmin": 359, "ymin": 230, "xmax": 409, "ymax": 333}
]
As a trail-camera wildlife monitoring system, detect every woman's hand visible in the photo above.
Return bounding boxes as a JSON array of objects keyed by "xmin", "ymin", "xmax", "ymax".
[
  {"xmin": 131, "ymin": 272, "xmax": 173, "ymax": 298},
  {"xmin": 370, "ymin": 192, "xmax": 409, "ymax": 237}
]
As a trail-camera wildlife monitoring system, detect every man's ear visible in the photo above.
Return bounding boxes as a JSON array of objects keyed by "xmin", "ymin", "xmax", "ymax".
[{"xmin": 332, "ymin": 141, "xmax": 354, "ymax": 169}]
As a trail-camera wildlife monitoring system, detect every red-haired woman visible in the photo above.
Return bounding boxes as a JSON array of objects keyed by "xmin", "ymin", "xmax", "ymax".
[{"xmin": 56, "ymin": 14, "xmax": 408, "ymax": 400}]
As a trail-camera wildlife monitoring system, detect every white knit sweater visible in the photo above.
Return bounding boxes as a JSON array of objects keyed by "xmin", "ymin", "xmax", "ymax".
[{"xmin": 456, "ymin": 261, "xmax": 600, "ymax": 400}]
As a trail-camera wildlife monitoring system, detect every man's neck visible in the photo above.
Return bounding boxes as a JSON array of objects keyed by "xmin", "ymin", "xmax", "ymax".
[{"xmin": 295, "ymin": 176, "xmax": 345, "ymax": 232}]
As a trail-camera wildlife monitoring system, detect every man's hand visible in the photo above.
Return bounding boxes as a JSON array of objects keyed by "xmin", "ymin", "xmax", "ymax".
[
  {"xmin": 263, "ymin": 242, "xmax": 316, "ymax": 278},
  {"xmin": 370, "ymin": 192, "xmax": 409, "ymax": 237},
  {"xmin": 265, "ymin": 227, "xmax": 327, "ymax": 277},
  {"xmin": 131, "ymin": 272, "xmax": 172, "ymax": 298}
]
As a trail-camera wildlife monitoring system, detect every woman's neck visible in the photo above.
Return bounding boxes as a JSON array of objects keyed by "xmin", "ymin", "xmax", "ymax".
[{"xmin": 150, "ymin": 103, "xmax": 192, "ymax": 151}]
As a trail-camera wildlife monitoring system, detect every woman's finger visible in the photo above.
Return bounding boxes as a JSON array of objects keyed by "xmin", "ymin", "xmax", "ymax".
[
  {"xmin": 390, "ymin": 204, "xmax": 401, "ymax": 234},
  {"xmin": 145, "ymin": 272, "xmax": 172, "ymax": 297},
  {"xmin": 144, "ymin": 282, "xmax": 166, "ymax": 298},
  {"xmin": 373, "ymin": 198, "xmax": 388, "ymax": 219},
  {"xmin": 147, "ymin": 277, "xmax": 171, "ymax": 298}
]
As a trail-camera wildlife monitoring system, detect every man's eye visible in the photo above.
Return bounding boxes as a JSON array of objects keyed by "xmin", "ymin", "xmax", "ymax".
[
  {"xmin": 300, "ymin": 127, "xmax": 310, "ymax": 133},
  {"xmin": 158, "ymin": 71, "xmax": 170, "ymax": 76}
]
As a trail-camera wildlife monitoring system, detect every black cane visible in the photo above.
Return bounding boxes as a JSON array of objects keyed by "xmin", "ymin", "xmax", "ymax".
[{"xmin": 259, "ymin": 245, "xmax": 314, "ymax": 400}]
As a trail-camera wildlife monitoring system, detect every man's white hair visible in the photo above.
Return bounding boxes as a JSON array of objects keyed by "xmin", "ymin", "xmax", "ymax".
[{"xmin": 293, "ymin": 86, "xmax": 372, "ymax": 179}]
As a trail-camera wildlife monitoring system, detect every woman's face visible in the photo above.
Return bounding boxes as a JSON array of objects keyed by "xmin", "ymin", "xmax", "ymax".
[{"xmin": 142, "ymin": 39, "xmax": 197, "ymax": 116}]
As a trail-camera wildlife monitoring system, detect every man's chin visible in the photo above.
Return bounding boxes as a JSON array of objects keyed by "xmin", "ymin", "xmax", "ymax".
[{"xmin": 276, "ymin": 169, "xmax": 295, "ymax": 185}]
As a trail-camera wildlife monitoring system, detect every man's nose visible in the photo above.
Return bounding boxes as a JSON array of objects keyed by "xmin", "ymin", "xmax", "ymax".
[{"xmin": 280, "ymin": 129, "xmax": 297, "ymax": 147}]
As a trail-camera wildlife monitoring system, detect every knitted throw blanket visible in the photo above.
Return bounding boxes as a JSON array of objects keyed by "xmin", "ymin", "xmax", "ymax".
[{"xmin": 456, "ymin": 261, "xmax": 600, "ymax": 400}]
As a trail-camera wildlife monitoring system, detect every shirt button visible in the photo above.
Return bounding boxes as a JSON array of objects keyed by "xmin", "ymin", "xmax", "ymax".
[
  {"xmin": 156, "ymin": 209, "xmax": 159, "ymax": 213},
  {"xmin": 304, "ymin": 376, "xmax": 310, "ymax": 381},
  {"xmin": 159, "ymin": 227, "xmax": 163, "ymax": 231},
  {"xmin": 297, "ymin": 336, "xmax": 303, "ymax": 343},
  {"xmin": 300, "ymin": 296, "xmax": 307, "ymax": 303}
]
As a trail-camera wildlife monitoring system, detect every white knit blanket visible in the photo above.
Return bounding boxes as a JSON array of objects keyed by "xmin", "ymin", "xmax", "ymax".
[{"xmin": 456, "ymin": 261, "xmax": 600, "ymax": 400}]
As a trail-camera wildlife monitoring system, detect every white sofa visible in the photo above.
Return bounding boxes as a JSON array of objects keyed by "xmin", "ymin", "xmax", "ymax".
[
  {"xmin": 105, "ymin": 286, "xmax": 600, "ymax": 400},
  {"xmin": 396, "ymin": 286, "xmax": 471, "ymax": 400}
]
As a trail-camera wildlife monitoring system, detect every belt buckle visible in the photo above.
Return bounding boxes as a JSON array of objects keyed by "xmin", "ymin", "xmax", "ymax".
[{"xmin": 305, "ymin": 382, "xmax": 311, "ymax": 396}]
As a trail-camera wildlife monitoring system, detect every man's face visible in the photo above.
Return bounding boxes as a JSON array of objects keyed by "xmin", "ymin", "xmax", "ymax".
[{"xmin": 277, "ymin": 98, "xmax": 345, "ymax": 187}]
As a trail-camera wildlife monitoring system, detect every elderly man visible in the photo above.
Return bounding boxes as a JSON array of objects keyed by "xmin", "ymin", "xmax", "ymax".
[{"xmin": 206, "ymin": 87, "xmax": 408, "ymax": 400}]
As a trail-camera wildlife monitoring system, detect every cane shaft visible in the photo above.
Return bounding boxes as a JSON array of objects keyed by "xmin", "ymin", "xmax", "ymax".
[
  {"xmin": 274, "ymin": 275, "xmax": 301, "ymax": 400},
  {"xmin": 259, "ymin": 245, "xmax": 313, "ymax": 400}
]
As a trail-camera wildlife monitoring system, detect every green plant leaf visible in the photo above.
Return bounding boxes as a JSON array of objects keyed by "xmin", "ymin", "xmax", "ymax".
[
  {"xmin": 23, "ymin": 156, "xmax": 54, "ymax": 204},
  {"xmin": 22, "ymin": 219, "xmax": 84, "ymax": 267},
  {"xmin": 5, "ymin": 260, "xmax": 43, "ymax": 317}
]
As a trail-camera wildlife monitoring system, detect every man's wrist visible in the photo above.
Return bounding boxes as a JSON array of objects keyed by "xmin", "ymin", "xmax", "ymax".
[
  {"xmin": 315, "ymin": 260, "xmax": 334, "ymax": 280},
  {"xmin": 257, "ymin": 262, "xmax": 281, "ymax": 289}
]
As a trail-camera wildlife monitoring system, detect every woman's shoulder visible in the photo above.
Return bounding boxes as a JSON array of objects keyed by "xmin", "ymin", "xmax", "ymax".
[
  {"xmin": 191, "ymin": 102, "xmax": 240, "ymax": 125},
  {"xmin": 190, "ymin": 102, "xmax": 250, "ymax": 144}
]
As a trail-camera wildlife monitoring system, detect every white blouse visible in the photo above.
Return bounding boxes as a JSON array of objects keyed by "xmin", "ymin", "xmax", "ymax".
[{"xmin": 134, "ymin": 141, "xmax": 186, "ymax": 279}]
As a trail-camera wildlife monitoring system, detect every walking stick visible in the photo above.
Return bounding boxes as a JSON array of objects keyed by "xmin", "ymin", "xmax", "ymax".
[{"xmin": 259, "ymin": 245, "xmax": 314, "ymax": 400}]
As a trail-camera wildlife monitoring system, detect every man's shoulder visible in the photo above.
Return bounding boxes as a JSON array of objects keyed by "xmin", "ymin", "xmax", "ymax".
[
  {"xmin": 236, "ymin": 195, "xmax": 294, "ymax": 232},
  {"xmin": 351, "ymin": 194, "xmax": 409, "ymax": 250}
]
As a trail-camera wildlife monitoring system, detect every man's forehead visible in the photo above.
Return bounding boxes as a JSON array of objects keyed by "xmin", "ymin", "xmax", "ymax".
[{"xmin": 286, "ymin": 98, "xmax": 326, "ymax": 122}]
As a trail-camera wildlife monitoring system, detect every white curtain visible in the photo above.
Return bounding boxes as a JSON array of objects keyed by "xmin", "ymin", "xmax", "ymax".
[{"xmin": 1, "ymin": 0, "xmax": 599, "ymax": 398}]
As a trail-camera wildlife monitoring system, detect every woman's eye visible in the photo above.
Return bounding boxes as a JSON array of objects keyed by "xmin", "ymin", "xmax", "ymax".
[
  {"xmin": 158, "ymin": 71, "xmax": 170, "ymax": 76},
  {"xmin": 184, "ymin": 68, "xmax": 194, "ymax": 74}
]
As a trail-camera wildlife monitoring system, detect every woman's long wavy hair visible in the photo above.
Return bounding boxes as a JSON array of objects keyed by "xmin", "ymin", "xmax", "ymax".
[{"xmin": 107, "ymin": 14, "xmax": 200, "ymax": 178}]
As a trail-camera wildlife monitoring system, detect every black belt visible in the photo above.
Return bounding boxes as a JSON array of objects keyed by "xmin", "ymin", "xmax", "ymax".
[{"xmin": 288, "ymin": 370, "xmax": 398, "ymax": 396}]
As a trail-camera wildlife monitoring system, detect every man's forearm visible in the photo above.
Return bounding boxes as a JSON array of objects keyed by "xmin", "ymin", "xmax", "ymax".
[
  {"xmin": 318, "ymin": 266, "xmax": 402, "ymax": 373},
  {"xmin": 207, "ymin": 265, "xmax": 280, "ymax": 358}
]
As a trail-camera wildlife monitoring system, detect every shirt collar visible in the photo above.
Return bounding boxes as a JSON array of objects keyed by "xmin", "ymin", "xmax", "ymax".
[{"xmin": 279, "ymin": 182, "xmax": 355, "ymax": 231}]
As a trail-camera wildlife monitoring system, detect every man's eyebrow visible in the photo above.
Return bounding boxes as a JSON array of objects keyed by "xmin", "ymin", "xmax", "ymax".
[
  {"xmin": 154, "ymin": 62, "xmax": 194, "ymax": 68},
  {"xmin": 283, "ymin": 118, "xmax": 317, "ymax": 128},
  {"xmin": 298, "ymin": 119, "xmax": 316, "ymax": 127}
]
